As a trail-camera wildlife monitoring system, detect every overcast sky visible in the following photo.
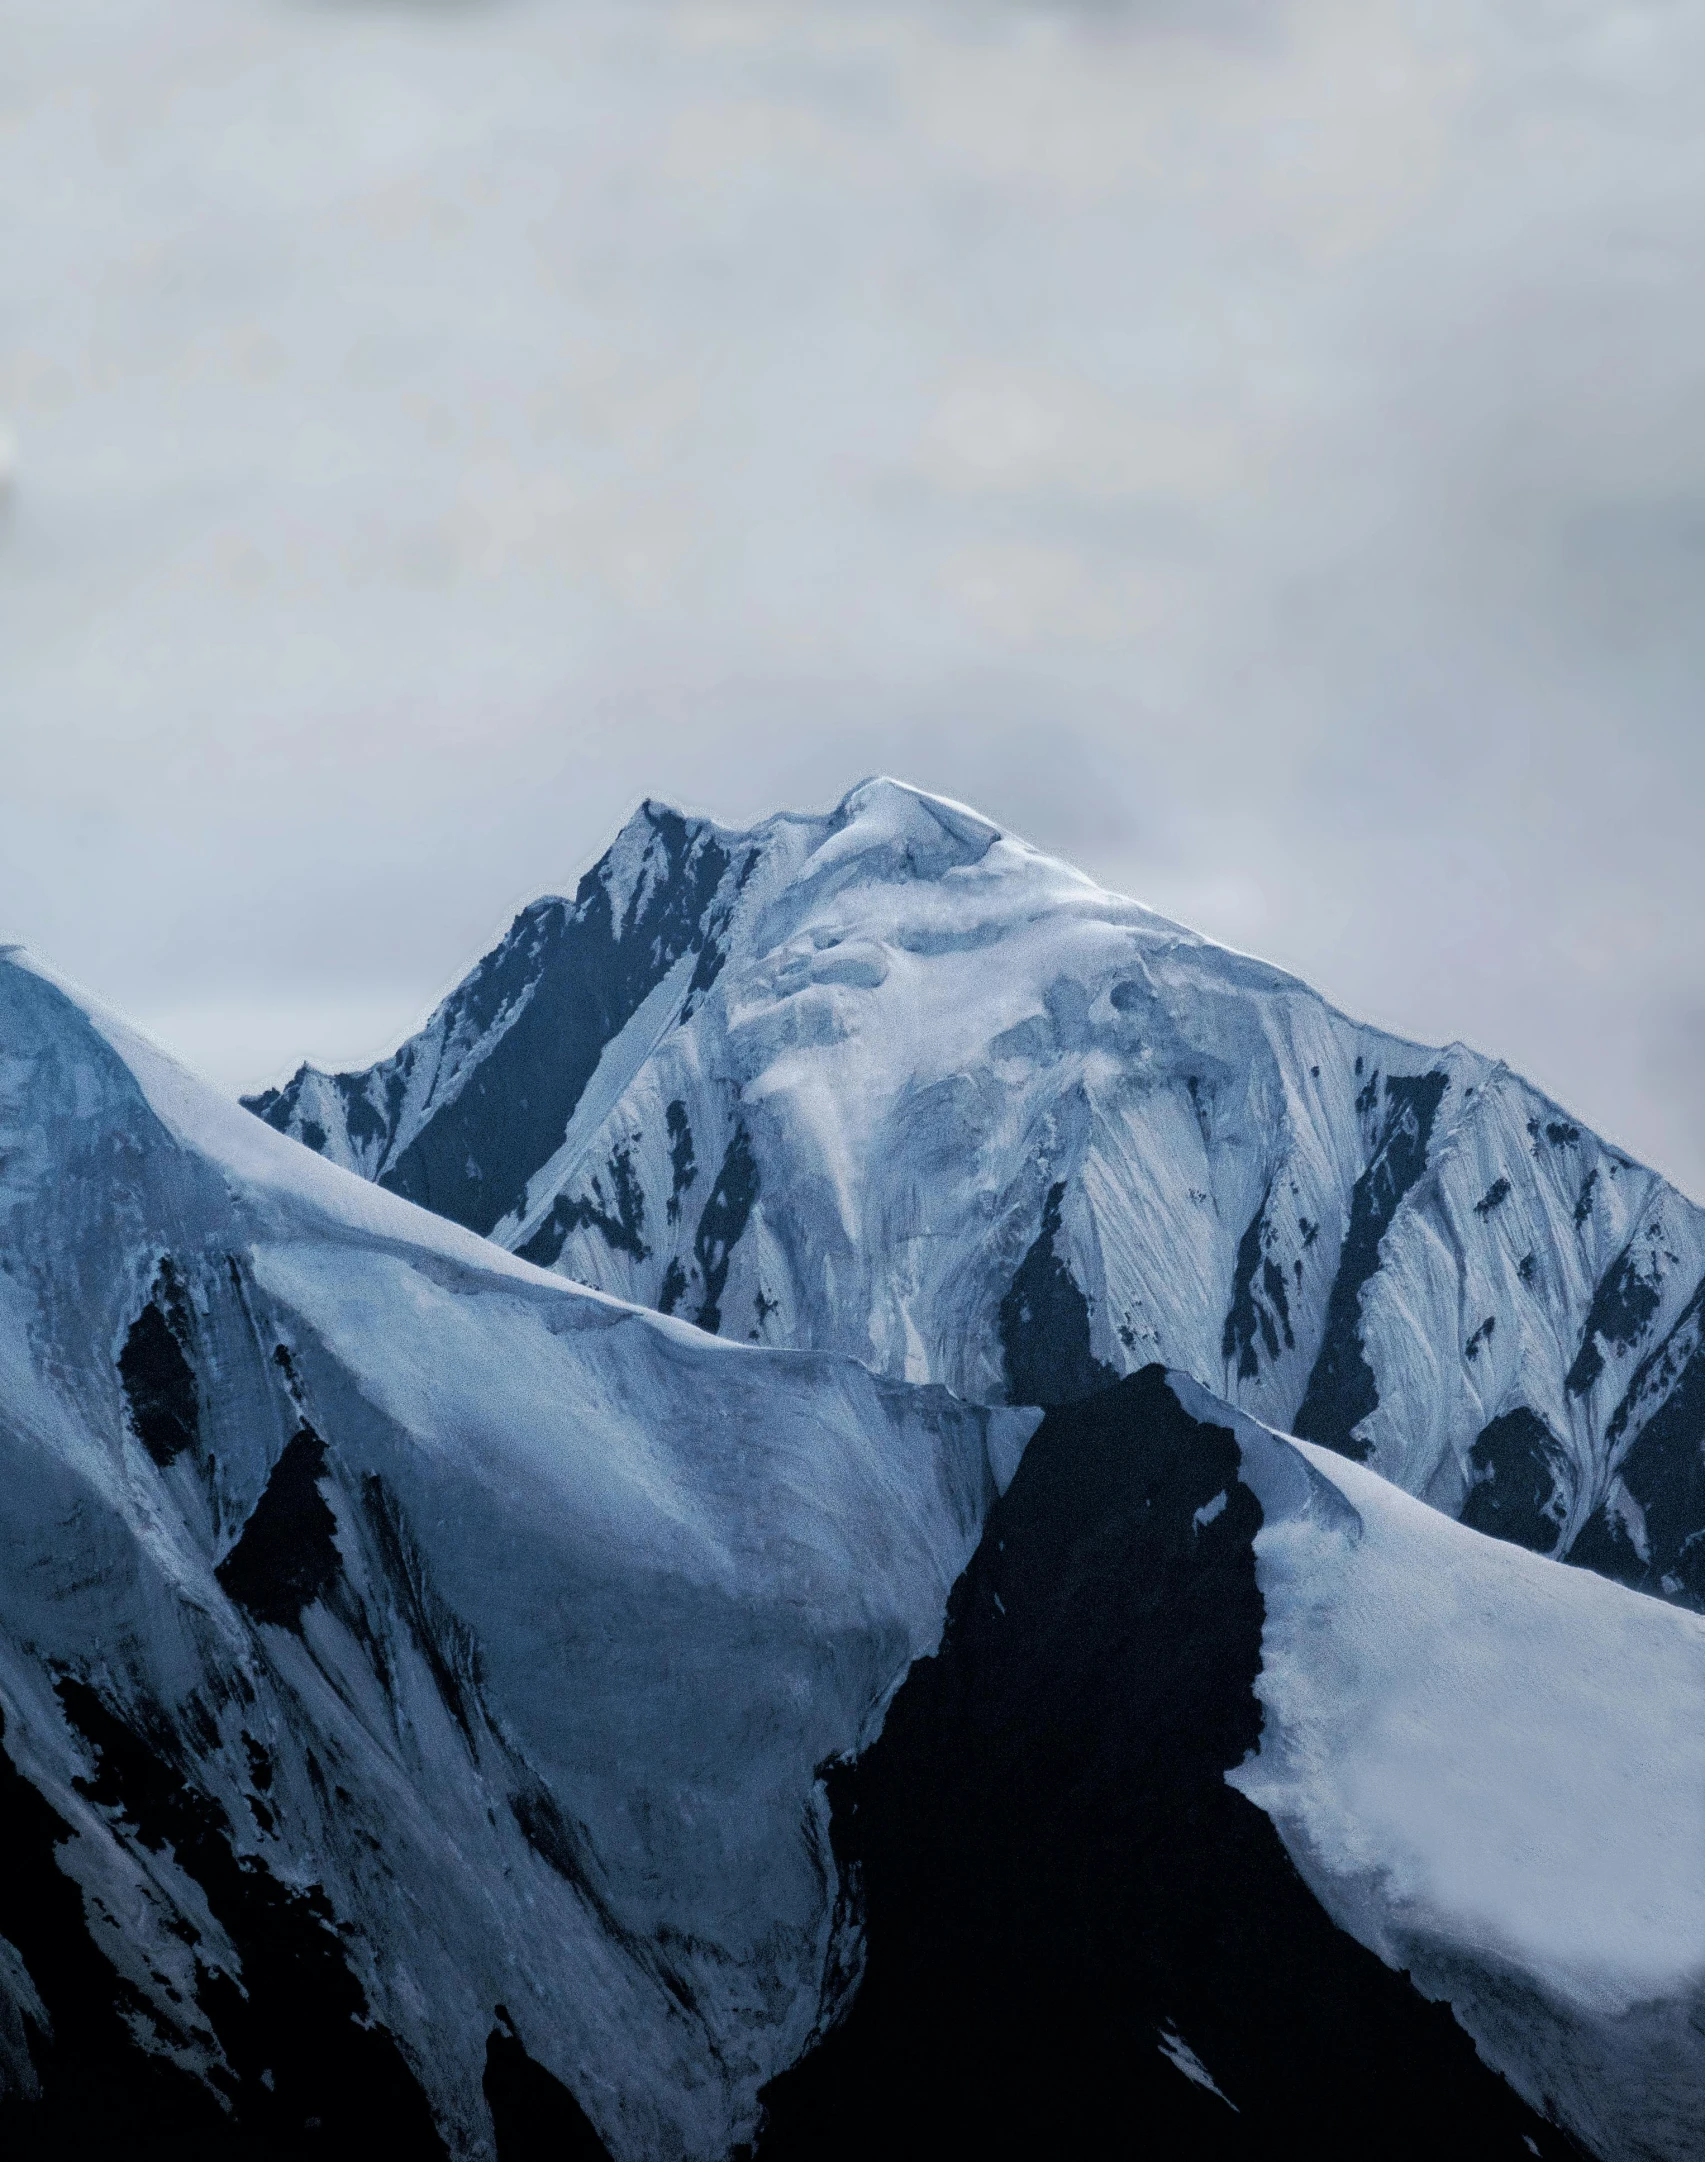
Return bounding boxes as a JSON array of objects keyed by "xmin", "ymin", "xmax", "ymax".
[{"xmin": 4, "ymin": 0, "xmax": 1703, "ymax": 1199}]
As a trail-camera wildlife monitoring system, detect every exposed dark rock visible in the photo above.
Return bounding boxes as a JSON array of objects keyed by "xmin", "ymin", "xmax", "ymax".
[
  {"xmin": 1222, "ymin": 1187, "xmax": 1294, "ymax": 1381},
  {"xmin": 999, "ymin": 1181, "xmax": 1118, "ymax": 1408},
  {"xmin": 1294, "ymin": 1071, "xmax": 1449, "ymax": 1460},
  {"xmin": 2, "ymin": 1683, "xmax": 447, "ymax": 2160},
  {"xmin": 377, "ymin": 813, "xmax": 730, "ymax": 1235},
  {"xmin": 507, "ymin": 1785, "xmax": 598, "ymax": 1903},
  {"xmin": 1461, "ymin": 1409, "xmax": 1569, "ymax": 1555},
  {"xmin": 692, "ymin": 1125, "xmax": 759, "ymax": 1336},
  {"xmin": 1566, "ymin": 1499, "xmax": 1647, "ymax": 1587},
  {"xmin": 1572, "ymin": 1281, "xmax": 1705, "ymax": 1606},
  {"xmin": 248, "ymin": 807, "xmax": 733, "ymax": 1240},
  {"xmin": 118, "ymin": 1263, "xmax": 200, "ymax": 1468},
  {"xmin": 1566, "ymin": 1243, "xmax": 1664, "ymax": 1397},
  {"xmin": 0, "ymin": 1701, "xmax": 235, "ymax": 2160},
  {"xmin": 755, "ymin": 1369, "xmax": 1571, "ymax": 2162},
  {"xmin": 483, "ymin": 2008, "xmax": 613, "ymax": 2162},
  {"xmin": 215, "ymin": 1428, "xmax": 341, "ymax": 1631},
  {"xmin": 665, "ymin": 1099, "xmax": 698, "ymax": 1224},
  {"xmin": 518, "ymin": 1144, "xmax": 650, "ymax": 1269}
]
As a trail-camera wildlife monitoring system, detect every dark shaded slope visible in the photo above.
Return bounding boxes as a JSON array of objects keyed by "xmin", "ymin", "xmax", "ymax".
[
  {"xmin": 998, "ymin": 1181, "xmax": 1117, "ymax": 1406},
  {"xmin": 756, "ymin": 1367, "xmax": 1571, "ymax": 2162},
  {"xmin": 0, "ymin": 1691, "xmax": 446, "ymax": 2162},
  {"xmin": 215, "ymin": 1425, "xmax": 342, "ymax": 1628},
  {"xmin": 484, "ymin": 2010, "xmax": 615, "ymax": 2162},
  {"xmin": 249, "ymin": 807, "xmax": 739, "ymax": 1237},
  {"xmin": 1571, "ymin": 1276, "xmax": 1705, "ymax": 1605},
  {"xmin": 1295, "ymin": 1069, "xmax": 1449, "ymax": 1458},
  {"xmin": 379, "ymin": 810, "xmax": 735, "ymax": 1236},
  {"xmin": 118, "ymin": 1259, "xmax": 200, "ymax": 1467},
  {"xmin": 0, "ymin": 1703, "xmax": 236, "ymax": 2161}
]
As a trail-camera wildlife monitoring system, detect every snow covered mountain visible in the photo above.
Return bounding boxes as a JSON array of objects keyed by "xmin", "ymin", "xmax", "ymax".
[
  {"xmin": 2, "ymin": 947, "xmax": 1702, "ymax": 2157},
  {"xmin": 251, "ymin": 779, "xmax": 1705, "ymax": 1607},
  {"xmin": 0, "ymin": 949, "xmax": 1028, "ymax": 2158},
  {"xmin": 760, "ymin": 1368, "xmax": 1705, "ymax": 2162}
]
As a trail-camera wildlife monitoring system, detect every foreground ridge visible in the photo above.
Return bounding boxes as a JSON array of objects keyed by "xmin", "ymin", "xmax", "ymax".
[
  {"xmin": 759, "ymin": 1370, "xmax": 1629, "ymax": 2162},
  {"xmin": 0, "ymin": 951, "xmax": 1023, "ymax": 2158},
  {"xmin": 0, "ymin": 950, "xmax": 1701, "ymax": 2155}
]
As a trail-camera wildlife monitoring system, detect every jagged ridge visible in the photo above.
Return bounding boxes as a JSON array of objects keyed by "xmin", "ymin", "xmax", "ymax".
[
  {"xmin": 249, "ymin": 779, "xmax": 1705, "ymax": 1608},
  {"xmin": 1, "ymin": 954, "xmax": 1701, "ymax": 2160}
]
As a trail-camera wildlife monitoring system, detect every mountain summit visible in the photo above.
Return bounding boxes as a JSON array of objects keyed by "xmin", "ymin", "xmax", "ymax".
[
  {"xmin": 251, "ymin": 778, "xmax": 1705, "ymax": 1606},
  {"xmin": 0, "ymin": 905, "xmax": 1700, "ymax": 2157}
]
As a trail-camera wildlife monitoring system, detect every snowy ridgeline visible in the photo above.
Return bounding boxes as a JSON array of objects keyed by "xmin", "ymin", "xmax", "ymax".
[
  {"xmin": 253, "ymin": 778, "xmax": 1705, "ymax": 1608},
  {"xmin": 1, "ymin": 949, "xmax": 1703, "ymax": 2160},
  {"xmin": 0, "ymin": 954, "xmax": 1029, "ymax": 2157}
]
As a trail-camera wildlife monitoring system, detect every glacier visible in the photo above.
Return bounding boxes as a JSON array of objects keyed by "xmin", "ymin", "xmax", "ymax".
[
  {"xmin": 0, "ymin": 949, "xmax": 1027, "ymax": 2157},
  {"xmin": 251, "ymin": 778, "xmax": 1705, "ymax": 1607},
  {"xmin": 3, "ymin": 792, "xmax": 1705, "ymax": 2157}
]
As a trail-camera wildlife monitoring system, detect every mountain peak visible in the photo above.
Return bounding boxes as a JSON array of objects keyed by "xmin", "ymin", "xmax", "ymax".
[
  {"xmin": 833, "ymin": 774, "xmax": 1005, "ymax": 845},
  {"xmin": 242, "ymin": 787, "xmax": 1705, "ymax": 1617},
  {"xmin": 6, "ymin": 809, "xmax": 1705, "ymax": 2162}
]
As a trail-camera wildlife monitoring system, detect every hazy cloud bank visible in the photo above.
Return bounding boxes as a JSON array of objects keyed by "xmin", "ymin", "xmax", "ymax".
[{"xmin": 3, "ymin": 0, "xmax": 1701, "ymax": 1191}]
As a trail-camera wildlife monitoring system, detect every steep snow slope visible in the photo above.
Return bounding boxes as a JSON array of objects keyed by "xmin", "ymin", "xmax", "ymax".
[
  {"xmin": 755, "ymin": 1369, "xmax": 1705, "ymax": 2162},
  {"xmin": 1219, "ymin": 1378, "xmax": 1705, "ymax": 2162},
  {"xmin": 7, "ymin": 953, "xmax": 1703, "ymax": 2162},
  {"xmin": 0, "ymin": 950, "xmax": 1030, "ymax": 2158},
  {"xmin": 251, "ymin": 781, "xmax": 1705, "ymax": 1605}
]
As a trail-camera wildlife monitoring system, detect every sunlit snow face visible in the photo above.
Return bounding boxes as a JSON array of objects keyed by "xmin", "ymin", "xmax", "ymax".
[{"xmin": 3, "ymin": 0, "xmax": 1703, "ymax": 1200}]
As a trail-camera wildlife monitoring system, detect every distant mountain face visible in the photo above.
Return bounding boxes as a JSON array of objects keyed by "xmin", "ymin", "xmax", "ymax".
[
  {"xmin": 4, "ymin": 953, "xmax": 1703, "ymax": 2161},
  {"xmin": 251, "ymin": 779, "xmax": 1705, "ymax": 1606}
]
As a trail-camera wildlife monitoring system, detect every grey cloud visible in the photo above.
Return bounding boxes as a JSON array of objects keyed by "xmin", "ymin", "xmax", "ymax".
[{"xmin": 1, "ymin": 0, "xmax": 1700, "ymax": 1197}]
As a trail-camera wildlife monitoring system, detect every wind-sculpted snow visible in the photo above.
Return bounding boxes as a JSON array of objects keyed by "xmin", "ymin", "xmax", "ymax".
[
  {"xmin": 756, "ymin": 1369, "xmax": 1705, "ymax": 2162},
  {"xmin": 0, "ymin": 953, "xmax": 1029, "ymax": 2158},
  {"xmin": 251, "ymin": 779, "xmax": 1705, "ymax": 1606},
  {"xmin": 1208, "ymin": 1373, "xmax": 1705, "ymax": 2162},
  {"xmin": 6, "ymin": 949, "xmax": 1703, "ymax": 2160}
]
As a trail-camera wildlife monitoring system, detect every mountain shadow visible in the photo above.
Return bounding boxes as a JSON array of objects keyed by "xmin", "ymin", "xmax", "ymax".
[{"xmin": 755, "ymin": 1367, "xmax": 1575, "ymax": 2162}]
